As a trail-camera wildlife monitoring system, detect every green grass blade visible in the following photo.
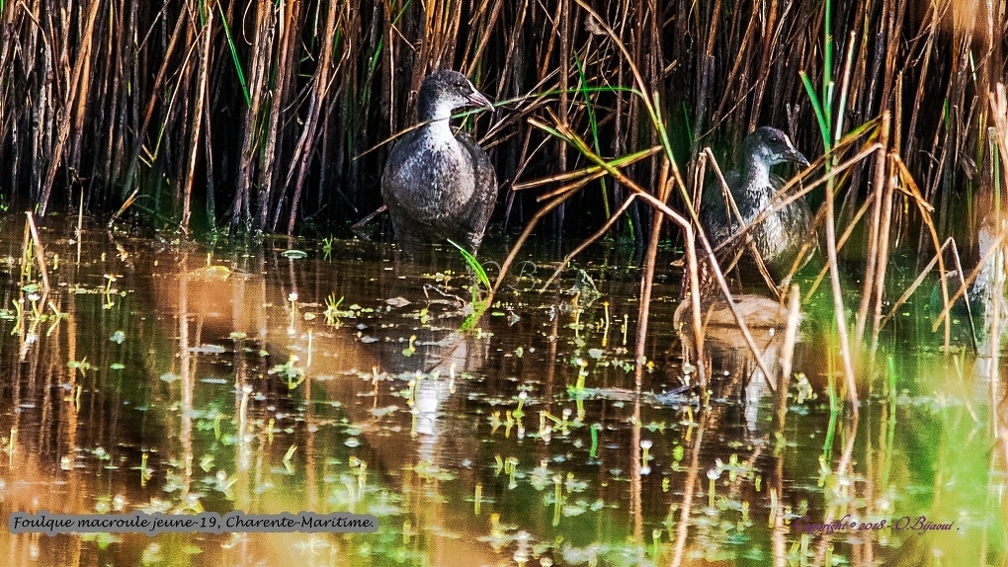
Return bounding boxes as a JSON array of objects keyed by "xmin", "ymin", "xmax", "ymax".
[
  {"xmin": 448, "ymin": 239, "xmax": 491, "ymax": 290},
  {"xmin": 218, "ymin": 2, "xmax": 251, "ymax": 107},
  {"xmin": 801, "ymin": 71, "xmax": 831, "ymax": 153}
]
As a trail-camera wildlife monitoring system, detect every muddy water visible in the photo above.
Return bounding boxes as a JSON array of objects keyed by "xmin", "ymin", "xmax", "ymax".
[{"xmin": 0, "ymin": 214, "xmax": 1002, "ymax": 566}]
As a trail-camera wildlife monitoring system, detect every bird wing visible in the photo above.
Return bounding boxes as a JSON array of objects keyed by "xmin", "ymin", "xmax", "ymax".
[{"xmin": 456, "ymin": 131, "xmax": 498, "ymax": 247}]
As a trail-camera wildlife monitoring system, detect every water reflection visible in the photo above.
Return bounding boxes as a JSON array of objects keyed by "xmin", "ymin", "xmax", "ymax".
[{"xmin": 0, "ymin": 216, "xmax": 1003, "ymax": 566}]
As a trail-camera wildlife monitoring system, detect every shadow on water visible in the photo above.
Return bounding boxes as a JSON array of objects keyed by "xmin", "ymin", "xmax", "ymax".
[{"xmin": 0, "ymin": 214, "xmax": 1004, "ymax": 566}]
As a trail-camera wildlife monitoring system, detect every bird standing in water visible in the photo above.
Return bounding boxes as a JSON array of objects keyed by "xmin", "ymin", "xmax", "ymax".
[
  {"xmin": 381, "ymin": 70, "xmax": 497, "ymax": 256},
  {"xmin": 700, "ymin": 126, "xmax": 814, "ymax": 283}
]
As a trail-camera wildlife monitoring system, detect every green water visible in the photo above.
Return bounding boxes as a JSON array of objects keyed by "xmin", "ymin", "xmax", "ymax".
[{"xmin": 0, "ymin": 214, "xmax": 1003, "ymax": 566}]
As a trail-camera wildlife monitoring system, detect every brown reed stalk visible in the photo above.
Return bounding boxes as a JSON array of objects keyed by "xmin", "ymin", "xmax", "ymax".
[
  {"xmin": 490, "ymin": 141, "xmax": 661, "ymax": 298},
  {"xmin": 537, "ymin": 193, "xmax": 638, "ymax": 291},
  {"xmin": 181, "ymin": 2, "xmax": 214, "ymax": 235},
  {"xmin": 774, "ymin": 284, "xmax": 802, "ymax": 432},
  {"xmin": 823, "ymin": 151, "xmax": 860, "ymax": 410},
  {"xmin": 870, "ymin": 150, "xmax": 898, "ymax": 354},
  {"xmin": 463, "ymin": 0, "xmax": 504, "ymax": 77},
  {"xmin": 634, "ymin": 158, "xmax": 672, "ymax": 377},
  {"xmin": 23, "ymin": 212, "xmax": 50, "ymax": 295},
  {"xmin": 123, "ymin": 6, "xmax": 188, "ymax": 198},
  {"xmin": 282, "ymin": 0, "xmax": 341, "ymax": 235},
  {"xmin": 0, "ymin": 0, "xmax": 1004, "ymax": 358},
  {"xmin": 232, "ymin": 0, "xmax": 274, "ymax": 232},
  {"xmin": 986, "ymin": 85, "xmax": 1008, "ymax": 455},
  {"xmin": 260, "ymin": 0, "xmax": 301, "ymax": 230},
  {"xmin": 97, "ymin": 0, "xmax": 127, "ymax": 196},
  {"xmin": 38, "ymin": 0, "xmax": 101, "ymax": 217},
  {"xmin": 878, "ymin": 238, "xmax": 951, "ymax": 330},
  {"xmin": 855, "ymin": 113, "xmax": 891, "ymax": 348}
]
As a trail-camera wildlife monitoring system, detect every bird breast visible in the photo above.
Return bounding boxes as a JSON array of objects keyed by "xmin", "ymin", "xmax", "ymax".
[{"xmin": 388, "ymin": 131, "xmax": 477, "ymax": 221}]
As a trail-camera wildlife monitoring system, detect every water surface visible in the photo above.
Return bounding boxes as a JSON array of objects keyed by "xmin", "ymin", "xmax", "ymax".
[{"xmin": 0, "ymin": 214, "xmax": 1003, "ymax": 566}]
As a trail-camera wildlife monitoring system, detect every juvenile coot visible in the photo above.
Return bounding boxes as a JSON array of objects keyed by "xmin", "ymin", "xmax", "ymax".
[
  {"xmin": 931, "ymin": 219, "xmax": 1008, "ymax": 348},
  {"xmin": 700, "ymin": 126, "xmax": 814, "ymax": 282},
  {"xmin": 381, "ymin": 70, "xmax": 497, "ymax": 255}
]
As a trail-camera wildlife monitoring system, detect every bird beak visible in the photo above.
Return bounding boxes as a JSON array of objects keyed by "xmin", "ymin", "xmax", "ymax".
[
  {"xmin": 782, "ymin": 134, "xmax": 809, "ymax": 167},
  {"xmin": 467, "ymin": 89, "xmax": 494, "ymax": 112},
  {"xmin": 790, "ymin": 150, "xmax": 810, "ymax": 168}
]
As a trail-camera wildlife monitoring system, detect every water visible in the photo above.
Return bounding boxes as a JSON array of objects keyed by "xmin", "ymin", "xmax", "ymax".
[{"xmin": 0, "ymin": 214, "xmax": 1003, "ymax": 566}]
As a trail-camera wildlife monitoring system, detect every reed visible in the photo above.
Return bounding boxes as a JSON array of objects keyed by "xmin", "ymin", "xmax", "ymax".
[
  {"xmin": 0, "ymin": 0, "xmax": 1005, "ymax": 374},
  {"xmin": 0, "ymin": 1, "xmax": 997, "ymax": 233}
]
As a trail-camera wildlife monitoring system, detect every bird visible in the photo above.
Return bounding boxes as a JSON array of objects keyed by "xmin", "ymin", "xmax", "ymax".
[
  {"xmin": 699, "ymin": 126, "xmax": 815, "ymax": 283},
  {"xmin": 381, "ymin": 70, "xmax": 498, "ymax": 256},
  {"xmin": 930, "ymin": 217, "xmax": 1008, "ymax": 349},
  {"xmin": 674, "ymin": 293, "xmax": 798, "ymax": 352},
  {"xmin": 674, "ymin": 292, "xmax": 804, "ymax": 430}
]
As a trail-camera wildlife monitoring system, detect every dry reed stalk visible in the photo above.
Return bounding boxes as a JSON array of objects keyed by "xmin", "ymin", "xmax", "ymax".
[
  {"xmin": 491, "ymin": 106, "xmax": 720, "ymax": 383},
  {"xmin": 258, "ymin": 1, "xmax": 298, "ymax": 230},
  {"xmin": 822, "ymin": 153, "xmax": 860, "ymax": 409},
  {"xmin": 0, "ymin": 0, "xmax": 1003, "ymax": 340},
  {"xmin": 413, "ymin": 0, "xmax": 462, "ymax": 90},
  {"xmin": 710, "ymin": 5, "xmax": 751, "ymax": 126},
  {"xmin": 463, "ymin": 0, "xmax": 504, "ymax": 77},
  {"xmin": 926, "ymin": 1, "xmax": 978, "ymax": 246},
  {"xmin": 881, "ymin": 235, "xmax": 996, "ymax": 344},
  {"xmin": 774, "ymin": 284, "xmax": 802, "ymax": 432},
  {"xmin": 634, "ymin": 159, "xmax": 672, "ymax": 375},
  {"xmin": 806, "ymin": 188, "xmax": 872, "ymax": 295},
  {"xmin": 553, "ymin": 0, "xmax": 570, "ymax": 243},
  {"xmin": 879, "ymin": 154, "xmax": 959, "ymax": 342},
  {"xmin": 99, "ymin": 0, "xmax": 129, "ymax": 196},
  {"xmin": 573, "ymin": 0, "xmax": 687, "ymax": 192},
  {"xmin": 521, "ymin": 1, "xmax": 827, "ymax": 386},
  {"xmin": 855, "ymin": 113, "xmax": 891, "ymax": 347},
  {"xmin": 793, "ymin": 140, "xmax": 885, "ymax": 300},
  {"xmin": 877, "ymin": 237, "xmax": 952, "ymax": 329},
  {"xmin": 493, "ymin": 0, "xmax": 530, "ymax": 105},
  {"xmin": 993, "ymin": 84, "xmax": 1008, "ymax": 180},
  {"xmin": 37, "ymin": 0, "xmax": 102, "ymax": 217},
  {"xmin": 123, "ymin": 7, "xmax": 188, "ymax": 197},
  {"xmin": 682, "ymin": 227, "xmax": 707, "ymax": 389},
  {"xmin": 490, "ymin": 143, "xmax": 661, "ymax": 296},
  {"xmin": 282, "ymin": 0, "xmax": 341, "ymax": 235},
  {"xmin": 985, "ymin": 220, "xmax": 1004, "ymax": 479},
  {"xmin": 23, "ymin": 212, "xmax": 50, "ymax": 295},
  {"xmin": 869, "ymin": 155, "xmax": 899, "ymax": 355},
  {"xmin": 232, "ymin": 0, "xmax": 274, "ymax": 231},
  {"xmin": 748, "ymin": 0, "xmax": 782, "ymax": 132},
  {"xmin": 181, "ymin": 3, "xmax": 214, "ymax": 235},
  {"xmin": 903, "ymin": 1, "xmax": 940, "ymax": 172},
  {"xmin": 169, "ymin": 16, "xmax": 196, "ymax": 220},
  {"xmin": 538, "ymin": 194, "xmax": 638, "ymax": 291}
]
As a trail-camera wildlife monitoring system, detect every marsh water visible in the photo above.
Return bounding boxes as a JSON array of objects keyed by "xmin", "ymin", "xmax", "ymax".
[{"xmin": 0, "ymin": 213, "xmax": 1003, "ymax": 566}]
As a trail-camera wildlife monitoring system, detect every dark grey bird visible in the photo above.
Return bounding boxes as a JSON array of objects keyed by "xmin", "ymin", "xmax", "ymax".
[
  {"xmin": 381, "ymin": 70, "xmax": 497, "ymax": 256},
  {"xmin": 700, "ymin": 126, "xmax": 815, "ymax": 282}
]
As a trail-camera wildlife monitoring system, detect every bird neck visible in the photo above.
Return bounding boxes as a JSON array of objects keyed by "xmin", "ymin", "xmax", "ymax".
[
  {"xmin": 742, "ymin": 157, "xmax": 773, "ymax": 194},
  {"xmin": 419, "ymin": 113, "xmax": 456, "ymax": 145},
  {"xmin": 417, "ymin": 89, "xmax": 457, "ymax": 123}
]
